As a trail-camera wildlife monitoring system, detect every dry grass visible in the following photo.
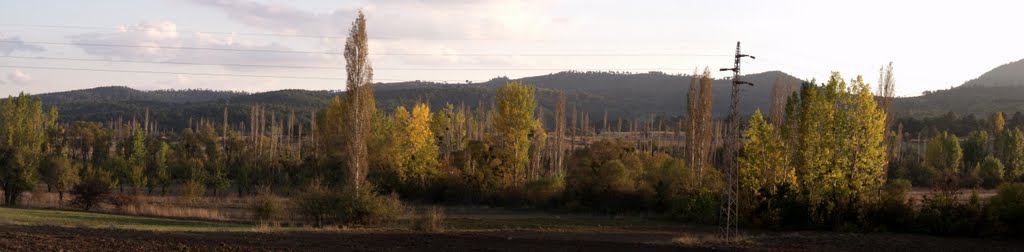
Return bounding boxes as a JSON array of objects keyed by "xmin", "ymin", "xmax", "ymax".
[
  {"xmin": 672, "ymin": 233, "xmax": 752, "ymax": 246},
  {"xmin": 114, "ymin": 204, "xmax": 229, "ymax": 221},
  {"xmin": 16, "ymin": 191, "xmax": 249, "ymax": 222},
  {"xmin": 414, "ymin": 206, "xmax": 446, "ymax": 232}
]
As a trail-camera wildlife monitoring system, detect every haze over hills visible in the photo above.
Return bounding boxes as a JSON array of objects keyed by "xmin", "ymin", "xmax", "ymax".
[
  {"xmin": 29, "ymin": 58, "xmax": 1024, "ymax": 130},
  {"xmin": 36, "ymin": 71, "xmax": 801, "ymax": 130}
]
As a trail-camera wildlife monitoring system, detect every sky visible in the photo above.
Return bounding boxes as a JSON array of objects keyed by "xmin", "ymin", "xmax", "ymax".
[{"xmin": 0, "ymin": 0, "xmax": 1022, "ymax": 97}]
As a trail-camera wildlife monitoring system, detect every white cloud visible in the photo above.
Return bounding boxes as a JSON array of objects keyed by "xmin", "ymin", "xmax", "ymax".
[
  {"xmin": 6, "ymin": 69, "xmax": 33, "ymax": 85},
  {"xmin": 0, "ymin": 35, "xmax": 45, "ymax": 56},
  {"xmin": 188, "ymin": 0, "xmax": 555, "ymax": 39},
  {"xmin": 69, "ymin": 21, "xmax": 342, "ymax": 71},
  {"xmin": 187, "ymin": 0, "xmax": 562, "ymax": 68}
]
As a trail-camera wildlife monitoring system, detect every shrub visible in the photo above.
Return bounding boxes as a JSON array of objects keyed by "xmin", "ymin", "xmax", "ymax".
[
  {"xmin": 524, "ymin": 174, "xmax": 564, "ymax": 207},
  {"xmin": 413, "ymin": 206, "xmax": 445, "ymax": 232},
  {"xmin": 70, "ymin": 176, "xmax": 112, "ymax": 210},
  {"xmin": 181, "ymin": 179, "xmax": 206, "ymax": 204},
  {"xmin": 989, "ymin": 183, "xmax": 1024, "ymax": 236},
  {"xmin": 565, "ymin": 159, "xmax": 637, "ymax": 213},
  {"xmin": 749, "ymin": 183, "xmax": 808, "ymax": 229},
  {"xmin": 866, "ymin": 179, "xmax": 915, "ymax": 231},
  {"xmin": 338, "ymin": 187, "xmax": 406, "ymax": 225},
  {"xmin": 250, "ymin": 188, "xmax": 281, "ymax": 223},
  {"xmin": 668, "ymin": 191, "xmax": 720, "ymax": 224},
  {"xmin": 294, "ymin": 183, "xmax": 341, "ymax": 227},
  {"xmin": 915, "ymin": 190, "xmax": 984, "ymax": 235},
  {"xmin": 293, "ymin": 183, "xmax": 406, "ymax": 227}
]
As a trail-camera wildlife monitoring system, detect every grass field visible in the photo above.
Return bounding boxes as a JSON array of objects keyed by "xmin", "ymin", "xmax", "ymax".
[{"xmin": 0, "ymin": 207, "xmax": 254, "ymax": 232}]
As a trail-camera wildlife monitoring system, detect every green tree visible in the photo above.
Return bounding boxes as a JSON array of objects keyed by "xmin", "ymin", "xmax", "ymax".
[
  {"xmin": 925, "ymin": 132, "xmax": 962, "ymax": 175},
  {"xmin": 785, "ymin": 73, "xmax": 888, "ymax": 211},
  {"xmin": 999, "ymin": 128, "xmax": 1024, "ymax": 182},
  {"xmin": 42, "ymin": 154, "xmax": 79, "ymax": 205},
  {"xmin": 150, "ymin": 142, "xmax": 171, "ymax": 195},
  {"xmin": 0, "ymin": 93, "xmax": 47, "ymax": 206},
  {"xmin": 127, "ymin": 124, "xmax": 148, "ymax": 193},
  {"xmin": 739, "ymin": 109, "xmax": 795, "ymax": 198},
  {"xmin": 979, "ymin": 155, "xmax": 1005, "ymax": 189},
  {"xmin": 492, "ymin": 81, "xmax": 538, "ymax": 189},
  {"xmin": 962, "ymin": 130, "xmax": 990, "ymax": 170}
]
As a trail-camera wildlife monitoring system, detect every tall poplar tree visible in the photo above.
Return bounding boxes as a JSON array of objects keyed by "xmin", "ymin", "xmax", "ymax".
[
  {"xmin": 493, "ymin": 81, "xmax": 537, "ymax": 188},
  {"xmin": 343, "ymin": 10, "xmax": 375, "ymax": 190}
]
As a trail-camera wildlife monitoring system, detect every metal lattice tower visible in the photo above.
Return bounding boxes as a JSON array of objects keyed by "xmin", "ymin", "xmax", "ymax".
[{"xmin": 718, "ymin": 41, "xmax": 754, "ymax": 241}]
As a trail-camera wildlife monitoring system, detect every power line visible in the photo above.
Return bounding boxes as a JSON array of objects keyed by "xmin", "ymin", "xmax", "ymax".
[
  {"xmin": 0, "ymin": 65, "xmax": 475, "ymax": 83},
  {"xmin": 0, "ymin": 65, "xmax": 346, "ymax": 80},
  {"xmin": 0, "ymin": 23, "xmax": 736, "ymax": 43},
  {"xmin": 0, "ymin": 55, "xmax": 701, "ymax": 71},
  {"xmin": 0, "ymin": 23, "xmax": 351, "ymax": 40},
  {"xmin": 0, "ymin": 55, "xmax": 344, "ymax": 70},
  {"xmin": 0, "ymin": 40, "xmax": 732, "ymax": 57},
  {"xmin": 0, "ymin": 40, "xmax": 344, "ymax": 55}
]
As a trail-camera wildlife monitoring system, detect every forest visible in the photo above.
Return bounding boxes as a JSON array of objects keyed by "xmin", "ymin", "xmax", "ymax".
[{"xmin": 2, "ymin": 13, "xmax": 1023, "ymax": 240}]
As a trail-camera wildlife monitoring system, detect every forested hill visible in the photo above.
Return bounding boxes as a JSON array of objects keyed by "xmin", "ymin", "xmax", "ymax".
[
  {"xmin": 891, "ymin": 58, "xmax": 1024, "ymax": 118},
  {"xmin": 35, "ymin": 71, "xmax": 801, "ymax": 131}
]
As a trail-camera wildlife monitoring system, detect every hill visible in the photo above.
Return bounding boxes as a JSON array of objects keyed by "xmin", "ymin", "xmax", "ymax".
[
  {"xmin": 960, "ymin": 59, "xmax": 1024, "ymax": 88},
  {"xmin": 34, "ymin": 71, "xmax": 801, "ymax": 131},
  {"xmin": 891, "ymin": 58, "xmax": 1024, "ymax": 117}
]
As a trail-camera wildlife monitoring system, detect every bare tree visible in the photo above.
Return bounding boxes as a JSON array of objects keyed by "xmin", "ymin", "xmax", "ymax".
[
  {"xmin": 878, "ymin": 62, "xmax": 896, "ymax": 179},
  {"xmin": 768, "ymin": 77, "xmax": 794, "ymax": 127},
  {"xmin": 343, "ymin": 11, "xmax": 375, "ymax": 190},
  {"xmin": 553, "ymin": 91, "xmax": 566, "ymax": 174},
  {"xmin": 685, "ymin": 68, "xmax": 714, "ymax": 184}
]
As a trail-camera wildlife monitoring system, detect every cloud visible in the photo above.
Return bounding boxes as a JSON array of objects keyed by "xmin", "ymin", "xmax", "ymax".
[
  {"xmin": 69, "ymin": 21, "xmax": 341, "ymax": 71},
  {"xmin": 6, "ymin": 69, "xmax": 33, "ymax": 85},
  {"xmin": 0, "ymin": 35, "xmax": 45, "ymax": 56},
  {"xmin": 188, "ymin": 0, "xmax": 553, "ymax": 39},
  {"xmin": 187, "ymin": 0, "xmax": 564, "ymax": 68}
]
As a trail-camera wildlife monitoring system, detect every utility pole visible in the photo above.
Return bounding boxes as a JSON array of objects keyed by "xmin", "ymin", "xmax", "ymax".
[{"xmin": 718, "ymin": 41, "xmax": 754, "ymax": 241}]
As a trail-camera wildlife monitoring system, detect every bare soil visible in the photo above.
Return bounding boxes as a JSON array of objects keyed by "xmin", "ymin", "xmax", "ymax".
[{"xmin": 1, "ymin": 224, "xmax": 1022, "ymax": 252}]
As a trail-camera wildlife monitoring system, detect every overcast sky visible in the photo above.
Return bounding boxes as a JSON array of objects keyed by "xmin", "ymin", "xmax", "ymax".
[{"xmin": 0, "ymin": 0, "xmax": 1021, "ymax": 97}]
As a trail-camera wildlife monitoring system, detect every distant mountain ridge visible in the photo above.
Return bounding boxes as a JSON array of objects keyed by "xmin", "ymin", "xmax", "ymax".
[
  {"xmin": 30, "ymin": 58, "xmax": 1024, "ymax": 130},
  {"xmin": 34, "ymin": 71, "xmax": 800, "ymax": 130},
  {"xmin": 892, "ymin": 58, "xmax": 1024, "ymax": 117},
  {"xmin": 960, "ymin": 59, "xmax": 1024, "ymax": 88}
]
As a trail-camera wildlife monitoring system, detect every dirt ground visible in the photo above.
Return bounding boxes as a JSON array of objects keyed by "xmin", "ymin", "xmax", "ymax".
[{"xmin": 1, "ymin": 224, "xmax": 1022, "ymax": 252}]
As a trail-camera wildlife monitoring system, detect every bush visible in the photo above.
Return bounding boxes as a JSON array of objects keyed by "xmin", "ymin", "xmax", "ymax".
[
  {"xmin": 668, "ymin": 191, "xmax": 720, "ymax": 224},
  {"xmin": 749, "ymin": 183, "xmax": 809, "ymax": 229},
  {"xmin": 524, "ymin": 174, "xmax": 564, "ymax": 207},
  {"xmin": 565, "ymin": 159, "xmax": 637, "ymax": 213},
  {"xmin": 339, "ymin": 187, "xmax": 406, "ymax": 225},
  {"xmin": 866, "ymin": 179, "xmax": 915, "ymax": 231},
  {"xmin": 915, "ymin": 190, "xmax": 984, "ymax": 235},
  {"xmin": 181, "ymin": 179, "xmax": 206, "ymax": 204},
  {"xmin": 293, "ymin": 184, "xmax": 406, "ymax": 227},
  {"xmin": 413, "ymin": 206, "xmax": 445, "ymax": 232},
  {"xmin": 989, "ymin": 183, "xmax": 1024, "ymax": 236},
  {"xmin": 70, "ymin": 177, "xmax": 112, "ymax": 210},
  {"xmin": 250, "ymin": 188, "xmax": 281, "ymax": 223}
]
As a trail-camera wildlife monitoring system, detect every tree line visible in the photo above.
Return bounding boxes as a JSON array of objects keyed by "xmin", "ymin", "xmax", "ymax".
[{"xmin": 1, "ymin": 12, "xmax": 1023, "ymax": 236}]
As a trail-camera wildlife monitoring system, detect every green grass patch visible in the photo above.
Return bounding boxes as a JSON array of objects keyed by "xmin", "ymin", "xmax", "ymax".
[{"xmin": 0, "ymin": 207, "xmax": 254, "ymax": 232}]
